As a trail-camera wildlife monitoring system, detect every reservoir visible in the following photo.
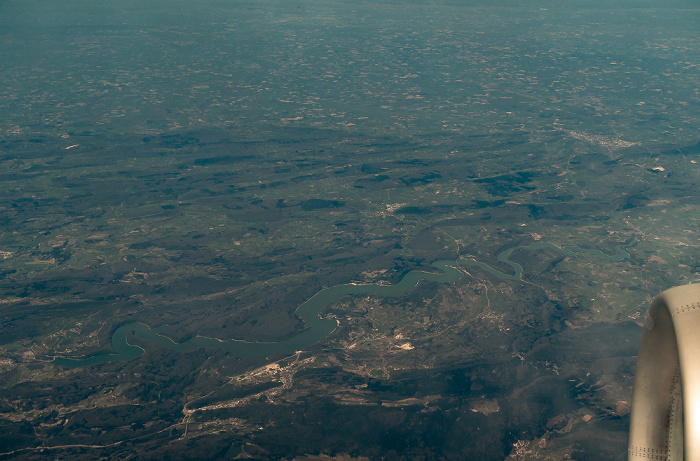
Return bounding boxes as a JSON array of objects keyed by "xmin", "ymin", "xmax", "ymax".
[{"xmin": 54, "ymin": 242, "xmax": 632, "ymax": 367}]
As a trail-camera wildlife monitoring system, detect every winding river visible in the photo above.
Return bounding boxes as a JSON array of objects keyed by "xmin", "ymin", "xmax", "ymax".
[{"xmin": 53, "ymin": 241, "xmax": 633, "ymax": 367}]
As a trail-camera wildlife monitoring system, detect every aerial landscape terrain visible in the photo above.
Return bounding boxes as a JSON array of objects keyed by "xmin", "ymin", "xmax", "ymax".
[{"xmin": 1, "ymin": 0, "xmax": 700, "ymax": 459}]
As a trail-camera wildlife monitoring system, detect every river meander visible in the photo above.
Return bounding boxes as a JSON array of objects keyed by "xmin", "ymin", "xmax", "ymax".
[{"xmin": 53, "ymin": 241, "xmax": 633, "ymax": 367}]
